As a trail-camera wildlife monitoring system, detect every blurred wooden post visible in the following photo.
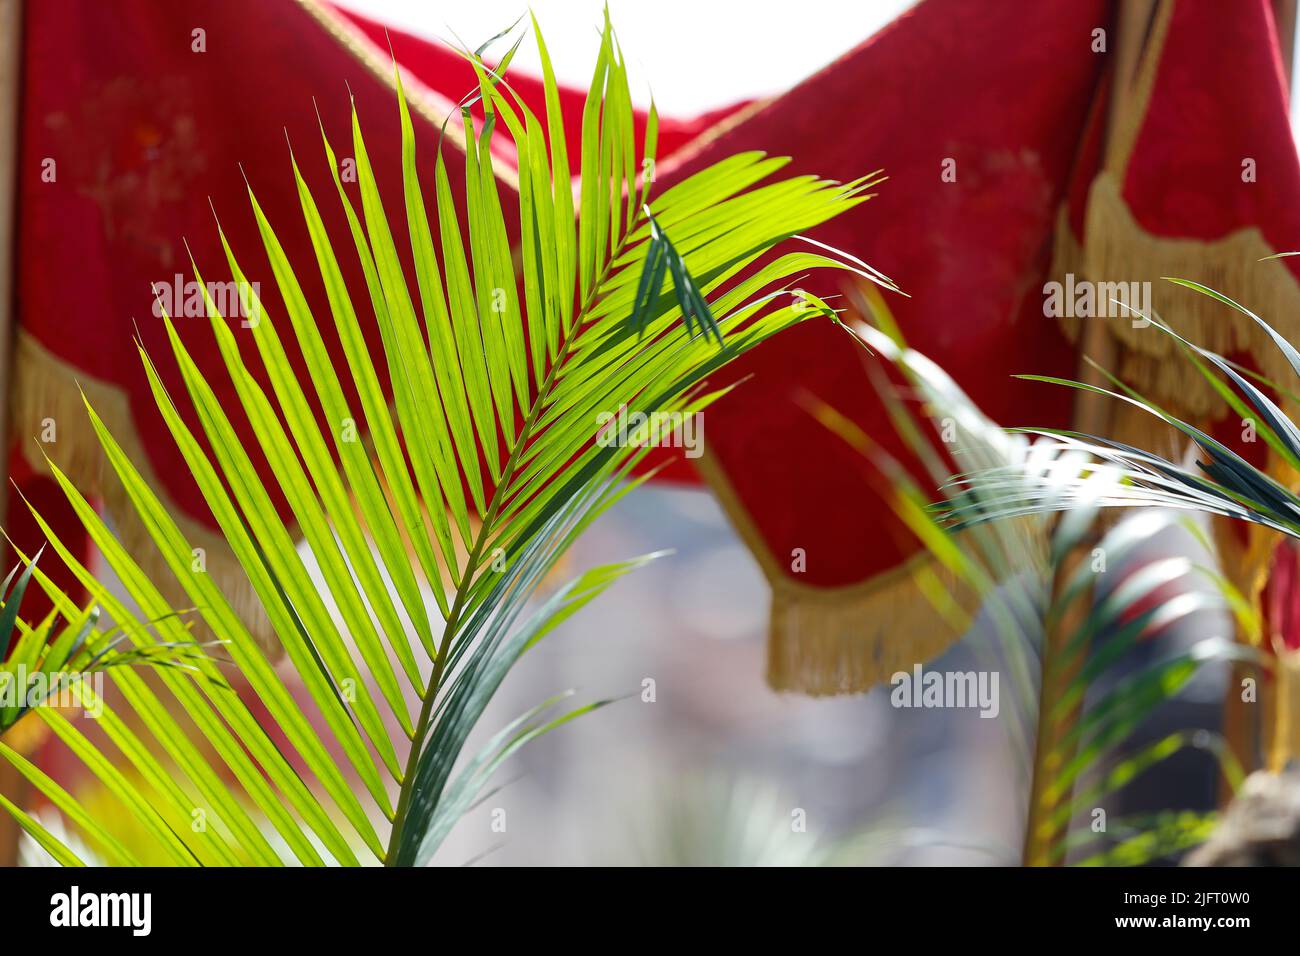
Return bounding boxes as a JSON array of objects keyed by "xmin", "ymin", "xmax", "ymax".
[
  {"xmin": 0, "ymin": 0, "xmax": 21, "ymax": 867},
  {"xmin": 1215, "ymin": 0, "xmax": 1297, "ymax": 796},
  {"xmin": 1022, "ymin": 0, "xmax": 1149, "ymax": 866},
  {"xmin": 1022, "ymin": 327, "xmax": 1119, "ymax": 865},
  {"xmin": 1236, "ymin": 0, "xmax": 1300, "ymax": 788}
]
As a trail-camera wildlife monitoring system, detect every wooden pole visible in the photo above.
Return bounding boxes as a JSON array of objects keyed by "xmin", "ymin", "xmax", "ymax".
[
  {"xmin": 1242, "ymin": 0, "xmax": 1300, "ymax": 786},
  {"xmin": 1215, "ymin": 0, "xmax": 1298, "ymax": 797},
  {"xmin": 1022, "ymin": 0, "xmax": 1153, "ymax": 866},
  {"xmin": 0, "ymin": 0, "xmax": 22, "ymax": 868},
  {"xmin": 1021, "ymin": 324, "xmax": 1119, "ymax": 866}
]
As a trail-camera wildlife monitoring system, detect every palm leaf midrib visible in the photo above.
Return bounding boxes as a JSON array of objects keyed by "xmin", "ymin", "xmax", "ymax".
[{"xmin": 384, "ymin": 209, "xmax": 638, "ymax": 862}]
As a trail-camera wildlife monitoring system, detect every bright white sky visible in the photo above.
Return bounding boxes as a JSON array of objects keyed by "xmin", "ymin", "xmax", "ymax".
[
  {"xmin": 331, "ymin": 0, "xmax": 915, "ymax": 115},
  {"xmin": 335, "ymin": 2, "xmax": 1300, "ymax": 144}
]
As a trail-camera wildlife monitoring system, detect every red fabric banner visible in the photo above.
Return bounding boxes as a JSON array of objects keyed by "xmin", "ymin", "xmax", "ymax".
[
  {"xmin": 10, "ymin": 0, "xmax": 1107, "ymax": 694},
  {"xmin": 11, "ymin": 0, "xmax": 719, "ymax": 628},
  {"xmin": 28, "ymin": 0, "xmax": 1298, "ymax": 698},
  {"xmin": 1055, "ymin": 0, "xmax": 1300, "ymax": 627}
]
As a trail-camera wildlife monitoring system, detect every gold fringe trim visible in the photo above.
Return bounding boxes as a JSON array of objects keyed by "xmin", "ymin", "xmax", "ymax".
[
  {"xmin": 1052, "ymin": 169, "xmax": 1300, "ymax": 603},
  {"xmin": 694, "ymin": 449, "xmax": 980, "ymax": 696},
  {"xmin": 1056, "ymin": 171, "xmax": 1300, "ymax": 422},
  {"xmin": 767, "ymin": 553, "xmax": 978, "ymax": 696},
  {"xmin": 9, "ymin": 332, "xmax": 276, "ymax": 653},
  {"xmin": 1048, "ymin": 204, "xmax": 1085, "ymax": 339}
]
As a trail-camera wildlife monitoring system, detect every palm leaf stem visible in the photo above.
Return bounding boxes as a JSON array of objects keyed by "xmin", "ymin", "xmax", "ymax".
[
  {"xmin": 1022, "ymin": 544, "xmax": 1094, "ymax": 865},
  {"xmin": 384, "ymin": 215, "xmax": 632, "ymax": 864}
]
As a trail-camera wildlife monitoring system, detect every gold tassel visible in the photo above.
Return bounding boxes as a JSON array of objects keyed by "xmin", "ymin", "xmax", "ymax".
[
  {"xmin": 1054, "ymin": 172, "xmax": 1300, "ymax": 424},
  {"xmin": 695, "ymin": 449, "xmax": 988, "ymax": 695},
  {"xmin": 766, "ymin": 555, "xmax": 978, "ymax": 696},
  {"xmin": 10, "ymin": 332, "xmax": 276, "ymax": 653}
]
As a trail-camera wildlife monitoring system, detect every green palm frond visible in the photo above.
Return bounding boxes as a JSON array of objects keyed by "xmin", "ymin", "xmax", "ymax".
[
  {"xmin": 834, "ymin": 315, "xmax": 1250, "ymax": 866},
  {"xmin": 937, "ymin": 282, "xmax": 1300, "ymax": 541},
  {"xmin": 0, "ymin": 12, "xmax": 882, "ymax": 866},
  {"xmin": 0, "ymin": 553, "xmax": 215, "ymax": 742}
]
